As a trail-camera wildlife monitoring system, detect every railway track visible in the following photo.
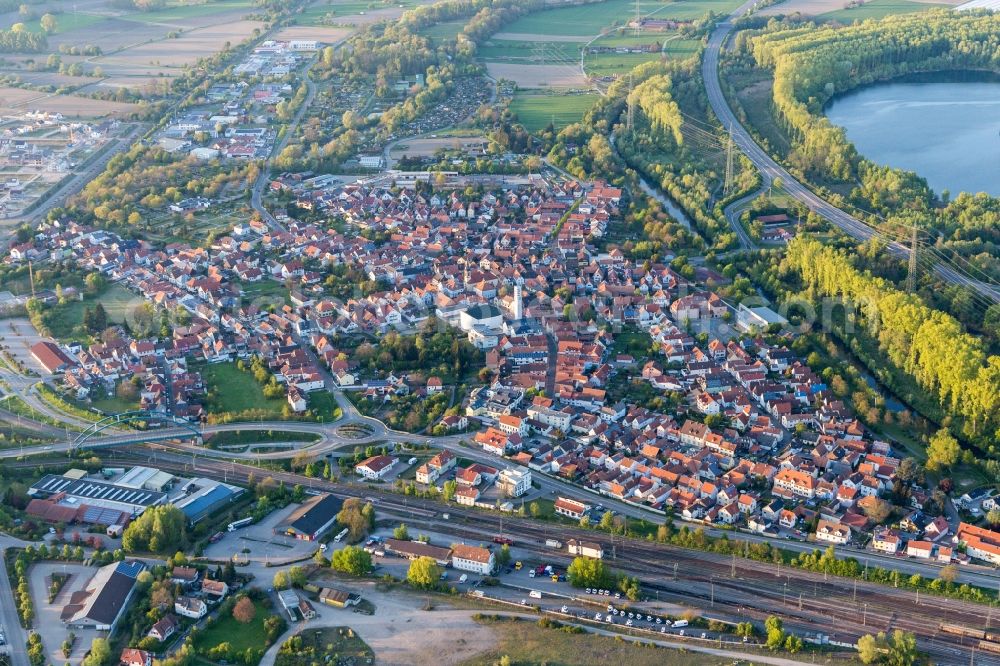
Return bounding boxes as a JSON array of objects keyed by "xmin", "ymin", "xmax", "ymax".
[{"xmin": 108, "ymin": 449, "xmax": 997, "ymax": 664}]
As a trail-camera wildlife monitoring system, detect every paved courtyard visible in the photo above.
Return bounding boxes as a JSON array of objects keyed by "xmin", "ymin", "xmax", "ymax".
[
  {"xmin": 28, "ymin": 562, "xmax": 101, "ymax": 664},
  {"xmin": 201, "ymin": 501, "xmax": 320, "ymax": 567}
]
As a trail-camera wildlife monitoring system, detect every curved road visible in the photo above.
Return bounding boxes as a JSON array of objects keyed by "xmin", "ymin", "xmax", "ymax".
[{"xmin": 702, "ymin": 3, "xmax": 1000, "ymax": 301}]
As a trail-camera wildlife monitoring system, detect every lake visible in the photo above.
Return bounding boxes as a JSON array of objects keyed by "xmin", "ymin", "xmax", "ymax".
[{"xmin": 826, "ymin": 78, "xmax": 1000, "ymax": 197}]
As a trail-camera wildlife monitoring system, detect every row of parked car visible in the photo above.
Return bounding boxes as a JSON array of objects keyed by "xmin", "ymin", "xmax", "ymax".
[{"xmin": 591, "ymin": 608, "xmax": 692, "ymax": 631}]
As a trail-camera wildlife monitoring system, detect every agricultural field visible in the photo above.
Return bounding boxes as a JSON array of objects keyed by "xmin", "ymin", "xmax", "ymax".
[
  {"xmin": 0, "ymin": 87, "xmax": 138, "ymax": 117},
  {"xmin": 272, "ymin": 25, "xmax": 354, "ymax": 44},
  {"xmin": 479, "ymin": 0, "xmax": 726, "ymax": 92},
  {"xmin": 18, "ymin": 12, "xmax": 105, "ymax": 35},
  {"xmin": 475, "ymin": 40, "xmax": 580, "ymax": 65},
  {"xmin": 114, "ymin": 0, "xmax": 253, "ymax": 24},
  {"xmin": 295, "ymin": 0, "xmax": 433, "ymax": 27},
  {"xmin": 509, "ymin": 92, "xmax": 599, "ymax": 131},
  {"xmin": 87, "ymin": 19, "xmax": 265, "ymax": 83},
  {"xmin": 499, "ymin": 0, "xmax": 660, "ymax": 37},
  {"xmin": 485, "ymin": 62, "xmax": 589, "ymax": 90},
  {"xmin": 760, "ymin": 0, "xmax": 955, "ymax": 15},
  {"xmin": 0, "ymin": 0, "xmax": 265, "ymax": 92},
  {"xmin": 819, "ymin": 0, "xmax": 953, "ymax": 20}
]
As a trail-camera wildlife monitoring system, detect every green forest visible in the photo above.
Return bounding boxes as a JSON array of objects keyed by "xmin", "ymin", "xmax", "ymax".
[
  {"xmin": 725, "ymin": 11, "xmax": 1000, "ymax": 338},
  {"xmin": 781, "ymin": 237, "xmax": 1000, "ymax": 448}
]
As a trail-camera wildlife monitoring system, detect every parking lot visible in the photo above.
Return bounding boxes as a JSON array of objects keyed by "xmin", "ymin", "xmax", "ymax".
[
  {"xmin": 202, "ymin": 502, "xmax": 320, "ymax": 565},
  {"xmin": 0, "ymin": 317, "xmax": 46, "ymax": 374},
  {"xmin": 28, "ymin": 562, "xmax": 101, "ymax": 664}
]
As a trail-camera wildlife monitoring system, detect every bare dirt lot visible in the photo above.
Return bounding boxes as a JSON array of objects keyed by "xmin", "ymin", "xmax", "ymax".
[
  {"xmin": 485, "ymin": 63, "xmax": 588, "ymax": 90},
  {"xmin": 261, "ymin": 578, "xmax": 498, "ymax": 666},
  {"xmin": 0, "ymin": 87, "xmax": 138, "ymax": 117},
  {"xmin": 389, "ymin": 135, "xmax": 488, "ymax": 160}
]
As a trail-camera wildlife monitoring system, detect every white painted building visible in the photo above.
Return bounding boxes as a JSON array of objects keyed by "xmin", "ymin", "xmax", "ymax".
[
  {"xmin": 496, "ymin": 467, "xmax": 531, "ymax": 498},
  {"xmin": 451, "ymin": 544, "xmax": 495, "ymax": 575}
]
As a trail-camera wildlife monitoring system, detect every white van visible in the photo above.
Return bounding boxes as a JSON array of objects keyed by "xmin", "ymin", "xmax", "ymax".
[
  {"xmin": 529, "ymin": 590, "xmax": 542, "ymax": 599},
  {"xmin": 459, "ymin": 574, "xmax": 468, "ymax": 584}
]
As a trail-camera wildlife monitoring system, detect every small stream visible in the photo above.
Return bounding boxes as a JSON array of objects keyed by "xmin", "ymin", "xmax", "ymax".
[
  {"xmin": 857, "ymin": 368, "xmax": 906, "ymax": 413},
  {"xmin": 634, "ymin": 174, "xmax": 694, "ymax": 231}
]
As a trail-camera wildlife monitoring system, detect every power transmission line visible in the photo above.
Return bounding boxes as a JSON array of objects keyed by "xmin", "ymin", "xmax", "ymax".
[{"xmin": 906, "ymin": 223, "xmax": 919, "ymax": 293}]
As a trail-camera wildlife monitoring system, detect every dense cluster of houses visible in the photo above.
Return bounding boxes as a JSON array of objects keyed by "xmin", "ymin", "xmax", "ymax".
[{"xmin": 5, "ymin": 169, "xmax": 978, "ymax": 560}]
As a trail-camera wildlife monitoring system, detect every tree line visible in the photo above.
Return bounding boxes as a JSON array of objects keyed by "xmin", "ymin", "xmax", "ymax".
[
  {"xmin": 783, "ymin": 237, "xmax": 1000, "ymax": 445},
  {"xmin": 734, "ymin": 11, "xmax": 1000, "ymax": 318}
]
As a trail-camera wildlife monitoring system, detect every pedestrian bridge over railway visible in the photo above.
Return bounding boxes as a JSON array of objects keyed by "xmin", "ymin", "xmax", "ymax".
[{"xmin": 72, "ymin": 411, "xmax": 202, "ymax": 450}]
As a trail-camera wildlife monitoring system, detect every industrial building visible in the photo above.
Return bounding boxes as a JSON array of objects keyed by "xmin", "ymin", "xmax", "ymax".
[
  {"xmin": 117, "ymin": 466, "xmax": 176, "ymax": 492},
  {"xmin": 27, "ymin": 467, "xmax": 243, "ymax": 526},
  {"xmin": 29, "ymin": 474, "xmax": 167, "ymax": 516},
  {"xmin": 274, "ymin": 492, "xmax": 342, "ymax": 541},
  {"xmin": 170, "ymin": 477, "xmax": 244, "ymax": 524},
  {"xmin": 382, "ymin": 538, "xmax": 452, "ymax": 565},
  {"xmin": 61, "ymin": 561, "xmax": 145, "ymax": 632}
]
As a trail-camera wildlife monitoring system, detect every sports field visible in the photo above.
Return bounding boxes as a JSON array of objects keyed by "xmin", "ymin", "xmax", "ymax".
[
  {"xmin": 416, "ymin": 19, "xmax": 467, "ymax": 41},
  {"xmin": 510, "ymin": 92, "xmax": 599, "ymax": 131}
]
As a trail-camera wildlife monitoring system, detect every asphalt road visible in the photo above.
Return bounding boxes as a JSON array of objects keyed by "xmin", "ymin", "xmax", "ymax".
[
  {"xmin": 4, "ymin": 392, "xmax": 1000, "ymax": 593},
  {"xmin": 701, "ymin": 2, "xmax": 1000, "ymax": 302},
  {"xmin": 0, "ymin": 536, "xmax": 35, "ymax": 666},
  {"xmin": 250, "ymin": 48, "xmax": 326, "ymax": 234}
]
